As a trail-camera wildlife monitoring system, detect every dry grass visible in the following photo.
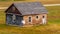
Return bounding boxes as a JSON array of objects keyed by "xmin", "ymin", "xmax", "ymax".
[
  {"xmin": 0, "ymin": 24, "xmax": 60, "ymax": 34},
  {"xmin": 0, "ymin": 0, "xmax": 60, "ymax": 7},
  {"xmin": 26, "ymin": 0, "xmax": 60, "ymax": 4},
  {"xmin": 0, "ymin": 9, "xmax": 5, "ymax": 24},
  {"xmin": 0, "ymin": 1, "xmax": 13, "ymax": 7},
  {"xmin": 46, "ymin": 6, "xmax": 60, "ymax": 24}
]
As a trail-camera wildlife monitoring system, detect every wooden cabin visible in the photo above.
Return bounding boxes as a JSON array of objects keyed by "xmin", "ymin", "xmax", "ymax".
[{"xmin": 5, "ymin": 2, "xmax": 48, "ymax": 26}]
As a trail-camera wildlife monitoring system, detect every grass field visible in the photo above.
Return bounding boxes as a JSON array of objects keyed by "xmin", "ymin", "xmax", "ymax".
[
  {"xmin": 26, "ymin": 0, "xmax": 60, "ymax": 4},
  {"xmin": 0, "ymin": 6, "xmax": 60, "ymax": 34},
  {"xmin": 0, "ymin": 0, "xmax": 60, "ymax": 7}
]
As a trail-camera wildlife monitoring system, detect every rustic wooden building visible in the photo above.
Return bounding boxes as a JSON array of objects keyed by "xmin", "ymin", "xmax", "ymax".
[{"xmin": 5, "ymin": 2, "xmax": 48, "ymax": 26}]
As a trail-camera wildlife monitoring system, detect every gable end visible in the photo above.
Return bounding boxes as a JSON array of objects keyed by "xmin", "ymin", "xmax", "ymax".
[{"xmin": 5, "ymin": 4, "xmax": 22, "ymax": 15}]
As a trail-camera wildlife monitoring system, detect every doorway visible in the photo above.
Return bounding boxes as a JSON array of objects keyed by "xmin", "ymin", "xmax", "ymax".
[
  {"xmin": 42, "ymin": 16, "xmax": 46, "ymax": 24},
  {"xmin": 16, "ymin": 15, "xmax": 23, "ymax": 26}
]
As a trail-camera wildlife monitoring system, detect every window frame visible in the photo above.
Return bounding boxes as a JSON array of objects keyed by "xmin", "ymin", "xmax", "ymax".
[
  {"xmin": 43, "ymin": 16, "xmax": 45, "ymax": 18},
  {"xmin": 28, "ymin": 16, "xmax": 32, "ymax": 23},
  {"xmin": 36, "ymin": 15, "xmax": 39, "ymax": 20}
]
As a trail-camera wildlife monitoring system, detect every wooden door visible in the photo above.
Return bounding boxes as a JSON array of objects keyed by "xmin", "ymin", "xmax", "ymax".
[{"xmin": 16, "ymin": 15, "xmax": 23, "ymax": 26}]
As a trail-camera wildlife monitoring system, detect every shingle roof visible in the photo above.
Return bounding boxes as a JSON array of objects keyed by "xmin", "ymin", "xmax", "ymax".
[{"xmin": 14, "ymin": 2, "xmax": 48, "ymax": 15}]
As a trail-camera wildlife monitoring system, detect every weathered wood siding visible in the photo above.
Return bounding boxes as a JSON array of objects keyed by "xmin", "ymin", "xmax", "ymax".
[
  {"xmin": 6, "ymin": 14, "xmax": 13, "ymax": 24},
  {"xmin": 6, "ymin": 14, "xmax": 23, "ymax": 25},
  {"xmin": 16, "ymin": 15, "xmax": 23, "ymax": 25},
  {"xmin": 6, "ymin": 5, "xmax": 23, "ymax": 26},
  {"xmin": 23, "ymin": 14, "xmax": 47, "ymax": 25},
  {"xmin": 6, "ymin": 4, "xmax": 20, "ymax": 14}
]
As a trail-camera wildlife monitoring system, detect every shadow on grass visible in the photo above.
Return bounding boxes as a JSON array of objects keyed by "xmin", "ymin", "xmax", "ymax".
[{"xmin": 0, "ymin": 23, "xmax": 50, "ymax": 27}]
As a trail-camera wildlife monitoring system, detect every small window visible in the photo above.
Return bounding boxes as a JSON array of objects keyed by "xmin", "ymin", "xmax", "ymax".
[
  {"xmin": 29, "ymin": 17, "xmax": 31, "ymax": 22},
  {"xmin": 43, "ymin": 16, "xmax": 45, "ymax": 18},
  {"xmin": 36, "ymin": 16, "xmax": 38, "ymax": 19}
]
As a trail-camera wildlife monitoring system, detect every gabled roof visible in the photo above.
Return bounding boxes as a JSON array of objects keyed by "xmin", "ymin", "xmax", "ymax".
[{"xmin": 6, "ymin": 2, "xmax": 48, "ymax": 15}]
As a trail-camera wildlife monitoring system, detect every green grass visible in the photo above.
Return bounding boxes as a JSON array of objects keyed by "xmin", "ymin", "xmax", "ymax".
[
  {"xmin": 46, "ymin": 6, "xmax": 60, "ymax": 24},
  {"xmin": 0, "ymin": 9, "xmax": 5, "ymax": 24},
  {"xmin": 0, "ymin": 6, "xmax": 60, "ymax": 34}
]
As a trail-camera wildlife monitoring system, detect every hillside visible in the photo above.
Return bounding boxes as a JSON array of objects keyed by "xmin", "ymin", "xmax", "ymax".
[
  {"xmin": 0, "ymin": 0, "xmax": 60, "ymax": 4},
  {"xmin": 0, "ymin": 0, "xmax": 25, "ymax": 1},
  {"xmin": 0, "ymin": 0, "xmax": 60, "ymax": 34},
  {"xmin": 26, "ymin": 0, "xmax": 60, "ymax": 4},
  {"xmin": 0, "ymin": 6, "xmax": 60, "ymax": 34},
  {"xmin": 0, "ymin": 0, "xmax": 60, "ymax": 7}
]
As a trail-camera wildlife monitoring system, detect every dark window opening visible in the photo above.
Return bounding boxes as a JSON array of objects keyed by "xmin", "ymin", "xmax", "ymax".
[
  {"xmin": 29, "ymin": 17, "xmax": 31, "ymax": 22},
  {"xmin": 43, "ymin": 16, "xmax": 45, "ymax": 18},
  {"xmin": 36, "ymin": 16, "xmax": 38, "ymax": 19}
]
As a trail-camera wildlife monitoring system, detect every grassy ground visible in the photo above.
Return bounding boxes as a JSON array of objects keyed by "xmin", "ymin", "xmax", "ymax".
[
  {"xmin": 46, "ymin": 6, "xmax": 60, "ymax": 24},
  {"xmin": 26, "ymin": 0, "xmax": 60, "ymax": 4},
  {"xmin": 0, "ymin": 0, "xmax": 25, "ymax": 1},
  {"xmin": 0, "ymin": 0, "xmax": 60, "ymax": 7},
  {"xmin": 0, "ymin": 6, "xmax": 60, "ymax": 34}
]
